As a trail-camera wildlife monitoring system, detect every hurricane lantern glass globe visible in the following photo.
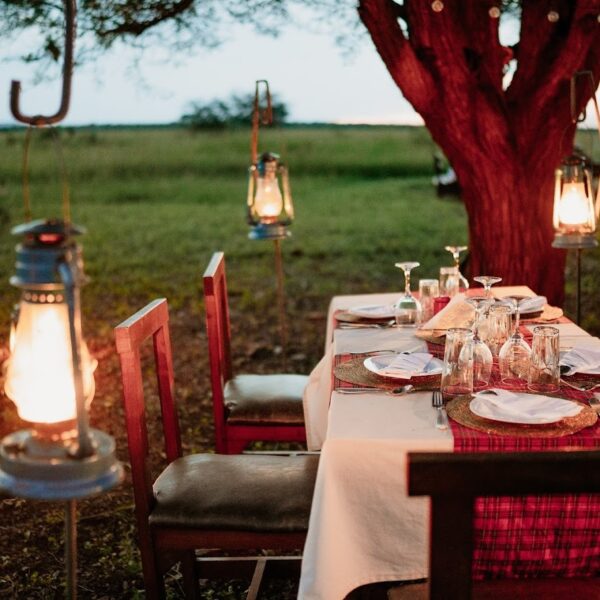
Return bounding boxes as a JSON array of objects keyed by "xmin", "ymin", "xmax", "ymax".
[
  {"xmin": 552, "ymin": 155, "xmax": 599, "ymax": 248},
  {"xmin": 247, "ymin": 152, "xmax": 294, "ymax": 239},
  {"xmin": 5, "ymin": 297, "xmax": 96, "ymax": 425}
]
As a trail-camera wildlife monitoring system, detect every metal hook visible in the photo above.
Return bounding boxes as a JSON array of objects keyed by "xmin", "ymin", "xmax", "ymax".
[
  {"xmin": 251, "ymin": 80, "xmax": 273, "ymax": 164},
  {"xmin": 10, "ymin": 0, "xmax": 76, "ymax": 126}
]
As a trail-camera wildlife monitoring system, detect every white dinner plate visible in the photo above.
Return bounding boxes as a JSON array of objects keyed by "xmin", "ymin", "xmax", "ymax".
[
  {"xmin": 364, "ymin": 353, "xmax": 443, "ymax": 380},
  {"xmin": 469, "ymin": 395, "xmax": 578, "ymax": 425},
  {"xmin": 347, "ymin": 304, "xmax": 397, "ymax": 319}
]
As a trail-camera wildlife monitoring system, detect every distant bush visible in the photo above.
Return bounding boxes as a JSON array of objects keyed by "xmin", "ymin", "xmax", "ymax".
[{"xmin": 180, "ymin": 93, "xmax": 289, "ymax": 131}]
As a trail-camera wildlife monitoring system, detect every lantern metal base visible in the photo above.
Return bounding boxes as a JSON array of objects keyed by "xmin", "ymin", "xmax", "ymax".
[
  {"xmin": 552, "ymin": 233, "xmax": 598, "ymax": 249},
  {"xmin": 0, "ymin": 428, "xmax": 123, "ymax": 500},
  {"xmin": 248, "ymin": 223, "xmax": 291, "ymax": 241}
]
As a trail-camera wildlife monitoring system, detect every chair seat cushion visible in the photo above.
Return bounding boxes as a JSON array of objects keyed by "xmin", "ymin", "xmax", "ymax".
[
  {"xmin": 224, "ymin": 374, "xmax": 307, "ymax": 425},
  {"xmin": 149, "ymin": 453, "xmax": 318, "ymax": 531}
]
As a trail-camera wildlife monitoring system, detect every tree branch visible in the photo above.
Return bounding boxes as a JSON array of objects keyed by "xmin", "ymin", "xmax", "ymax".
[
  {"xmin": 358, "ymin": 0, "xmax": 436, "ymax": 117},
  {"xmin": 98, "ymin": 0, "xmax": 195, "ymax": 39}
]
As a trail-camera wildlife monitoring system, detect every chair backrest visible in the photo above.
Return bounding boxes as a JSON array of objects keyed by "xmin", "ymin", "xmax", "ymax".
[
  {"xmin": 408, "ymin": 450, "xmax": 600, "ymax": 600},
  {"xmin": 203, "ymin": 252, "xmax": 233, "ymax": 433},
  {"xmin": 115, "ymin": 298, "xmax": 182, "ymax": 521}
]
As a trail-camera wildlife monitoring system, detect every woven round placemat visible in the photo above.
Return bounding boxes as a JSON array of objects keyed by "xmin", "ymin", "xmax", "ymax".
[
  {"xmin": 446, "ymin": 394, "xmax": 597, "ymax": 437},
  {"xmin": 335, "ymin": 311, "xmax": 395, "ymax": 325},
  {"xmin": 334, "ymin": 357, "xmax": 441, "ymax": 390}
]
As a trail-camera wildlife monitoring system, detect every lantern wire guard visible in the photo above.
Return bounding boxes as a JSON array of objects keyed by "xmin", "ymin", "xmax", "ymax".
[
  {"xmin": 1, "ymin": 2, "xmax": 123, "ymax": 598},
  {"xmin": 247, "ymin": 80, "xmax": 293, "ymax": 364},
  {"xmin": 552, "ymin": 71, "xmax": 600, "ymax": 325}
]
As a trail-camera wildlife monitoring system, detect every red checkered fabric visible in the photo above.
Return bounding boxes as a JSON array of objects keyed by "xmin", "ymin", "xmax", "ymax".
[{"xmin": 333, "ymin": 313, "xmax": 600, "ymax": 579}]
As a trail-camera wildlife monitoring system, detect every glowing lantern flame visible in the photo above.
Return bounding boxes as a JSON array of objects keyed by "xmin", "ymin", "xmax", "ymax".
[{"xmin": 5, "ymin": 299, "xmax": 96, "ymax": 424}]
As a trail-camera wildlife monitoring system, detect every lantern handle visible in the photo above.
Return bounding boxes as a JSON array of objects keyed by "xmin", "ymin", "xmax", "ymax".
[
  {"xmin": 251, "ymin": 80, "xmax": 273, "ymax": 165},
  {"xmin": 10, "ymin": 0, "xmax": 76, "ymax": 126},
  {"xmin": 570, "ymin": 71, "xmax": 600, "ymax": 135}
]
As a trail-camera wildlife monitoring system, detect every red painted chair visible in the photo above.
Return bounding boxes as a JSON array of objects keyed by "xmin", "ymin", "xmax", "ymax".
[
  {"xmin": 386, "ymin": 451, "xmax": 600, "ymax": 600},
  {"xmin": 115, "ymin": 298, "xmax": 318, "ymax": 599},
  {"xmin": 203, "ymin": 252, "xmax": 307, "ymax": 453}
]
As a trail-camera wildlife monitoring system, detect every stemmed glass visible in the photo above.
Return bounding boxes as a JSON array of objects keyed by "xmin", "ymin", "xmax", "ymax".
[
  {"xmin": 444, "ymin": 246, "xmax": 469, "ymax": 291},
  {"xmin": 473, "ymin": 275, "xmax": 502, "ymax": 300},
  {"xmin": 498, "ymin": 297, "xmax": 532, "ymax": 385},
  {"xmin": 466, "ymin": 295, "xmax": 493, "ymax": 389},
  {"xmin": 394, "ymin": 262, "xmax": 422, "ymax": 327}
]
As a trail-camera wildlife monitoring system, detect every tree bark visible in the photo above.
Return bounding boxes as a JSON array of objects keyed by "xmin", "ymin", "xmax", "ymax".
[{"xmin": 359, "ymin": 0, "xmax": 600, "ymax": 305}]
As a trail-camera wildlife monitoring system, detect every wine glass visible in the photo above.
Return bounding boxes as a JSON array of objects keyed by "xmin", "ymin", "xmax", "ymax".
[
  {"xmin": 473, "ymin": 275, "xmax": 502, "ymax": 300},
  {"xmin": 466, "ymin": 295, "xmax": 493, "ymax": 389},
  {"xmin": 444, "ymin": 245, "xmax": 469, "ymax": 291},
  {"xmin": 394, "ymin": 262, "xmax": 422, "ymax": 327},
  {"xmin": 498, "ymin": 297, "xmax": 531, "ymax": 385}
]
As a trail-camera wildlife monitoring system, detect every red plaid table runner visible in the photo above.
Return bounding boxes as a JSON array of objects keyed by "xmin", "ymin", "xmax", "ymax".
[{"xmin": 333, "ymin": 314, "xmax": 600, "ymax": 579}]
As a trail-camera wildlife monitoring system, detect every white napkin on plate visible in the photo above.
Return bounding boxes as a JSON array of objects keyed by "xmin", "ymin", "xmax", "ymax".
[
  {"xmin": 347, "ymin": 304, "xmax": 396, "ymax": 319},
  {"xmin": 560, "ymin": 347, "xmax": 600, "ymax": 376},
  {"xmin": 366, "ymin": 352, "xmax": 441, "ymax": 379},
  {"xmin": 419, "ymin": 293, "xmax": 475, "ymax": 331},
  {"xmin": 471, "ymin": 388, "xmax": 581, "ymax": 424},
  {"xmin": 517, "ymin": 295, "xmax": 547, "ymax": 314}
]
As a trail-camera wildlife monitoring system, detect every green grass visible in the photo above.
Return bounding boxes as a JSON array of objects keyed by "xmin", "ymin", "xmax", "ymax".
[{"xmin": 0, "ymin": 125, "xmax": 467, "ymax": 338}]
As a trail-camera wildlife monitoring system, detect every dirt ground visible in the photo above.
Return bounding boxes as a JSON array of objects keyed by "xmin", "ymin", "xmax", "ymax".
[{"xmin": 0, "ymin": 299, "xmax": 326, "ymax": 599}]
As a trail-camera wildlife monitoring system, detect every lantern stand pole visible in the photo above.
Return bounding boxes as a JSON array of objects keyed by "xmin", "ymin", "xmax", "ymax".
[
  {"xmin": 273, "ymin": 238, "xmax": 288, "ymax": 368},
  {"xmin": 576, "ymin": 248, "xmax": 582, "ymax": 326},
  {"xmin": 65, "ymin": 500, "xmax": 77, "ymax": 600}
]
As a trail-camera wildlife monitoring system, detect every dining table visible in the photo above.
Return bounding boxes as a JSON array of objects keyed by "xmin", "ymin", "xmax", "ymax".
[{"xmin": 298, "ymin": 286, "xmax": 600, "ymax": 600}]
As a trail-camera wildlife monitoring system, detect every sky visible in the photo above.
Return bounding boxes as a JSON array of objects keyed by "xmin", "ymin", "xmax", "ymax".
[
  {"xmin": 0, "ymin": 9, "xmax": 597, "ymax": 129},
  {"xmin": 0, "ymin": 11, "xmax": 423, "ymax": 127}
]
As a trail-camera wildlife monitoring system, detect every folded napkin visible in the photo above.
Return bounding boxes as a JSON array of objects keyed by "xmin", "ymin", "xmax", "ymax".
[
  {"xmin": 420, "ymin": 293, "xmax": 475, "ymax": 331},
  {"xmin": 516, "ymin": 295, "xmax": 547, "ymax": 314},
  {"xmin": 347, "ymin": 304, "xmax": 396, "ymax": 319},
  {"xmin": 471, "ymin": 388, "xmax": 581, "ymax": 424},
  {"xmin": 366, "ymin": 352, "xmax": 441, "ymax": 379},
  {"xmin": 560, "ymin": 347, "xmax": 600, "ymax": 376}
]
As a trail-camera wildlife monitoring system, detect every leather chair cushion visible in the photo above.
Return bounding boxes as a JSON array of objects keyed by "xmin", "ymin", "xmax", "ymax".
[
  {"xmin": 150, "ymin": 453, "xmax": 318, "ymax": 531},
  {"xmin": 224, "ymin": 374, "xmax": 307, "ymax": 425}
]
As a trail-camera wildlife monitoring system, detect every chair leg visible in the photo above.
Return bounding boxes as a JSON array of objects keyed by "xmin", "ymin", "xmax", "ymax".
[
  {"xmin": 181, "ymin": 550, "xmax": 200, "ymax": 599},
  {"xmin": 140, "ymin": 544, "xmax": 167, "ymax": 600},
  {"xmin": 246, "ymin": 557, "xmax": 267, "ymax": 600}
]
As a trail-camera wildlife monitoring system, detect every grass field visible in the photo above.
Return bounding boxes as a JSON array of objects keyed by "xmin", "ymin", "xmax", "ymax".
[{"xmin": 0, "ymin": 125, "xmax": 597, "ymax": 598}]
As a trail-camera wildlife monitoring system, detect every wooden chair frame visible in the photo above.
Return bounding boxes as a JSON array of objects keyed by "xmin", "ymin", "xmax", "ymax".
[
  {"xmin": 203, "ymin": 252, "xmax": 306, "ymax": 453},
  {"xmin": 115, "ymin": 299, "xmax": 306, "ymax": 599},
  {"xmin": 408, "ymin": 450, "xmax": 600, "ymax": 600}
]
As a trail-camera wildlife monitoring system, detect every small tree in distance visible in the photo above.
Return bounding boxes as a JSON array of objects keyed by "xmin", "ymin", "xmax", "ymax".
[{"xmin": 180, "ymin": 93, "xmax": 289, "ymax": 130}]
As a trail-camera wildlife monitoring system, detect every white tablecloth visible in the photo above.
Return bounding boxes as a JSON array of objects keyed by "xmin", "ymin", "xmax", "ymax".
[
  {"xmin": 299, "ymin": 287, "xmax": 596, "ymax": 600},
  {"xmin": 298, "ymin": 394, "xmax": 453, "ymax": 600}
]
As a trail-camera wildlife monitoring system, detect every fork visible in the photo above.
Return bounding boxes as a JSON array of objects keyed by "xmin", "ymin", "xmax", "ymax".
[
  {"xmin": 560, "ymin": 379, "xmax": 600, "ymax": 392},
  {"xmin": 432, "ymin": 390, "xmax": 449, "ymax": 430}
]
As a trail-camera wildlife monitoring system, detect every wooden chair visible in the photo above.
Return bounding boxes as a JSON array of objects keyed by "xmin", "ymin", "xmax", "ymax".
[
  {"xmin": 114, "ymin": 298, "xmax": 319, "ymax": 599},
  {"xmin": 388, "ymin": 450, "xmax": 600, "ymax": 600},
  {"xmin": 203, "ymin": 252, "xmax": 307, "ymax": 453}
]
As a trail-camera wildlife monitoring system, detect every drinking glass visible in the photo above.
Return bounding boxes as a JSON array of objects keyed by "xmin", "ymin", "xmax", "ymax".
[
  {"xmin": 474, "ymin": 275, "xmax": 503, "ymax": 300},
  {"xmin": 444, "ymin": 245, "xmax": 469, "ymax": 291},
  {"xmin": 466, "ymin": 296, "xmax": 493, "ymax": 389},
  {"xmin": 439, "ymin": 266, "xmax": 460, "ymax": 297},
  {"xmin": 499, "ymin": 297, "xmax": 531, "ymax": 385},
  {"xmin": 418, "ymin": 278, "xmax": 440, "ymax": 323},
  {"xmin": 441, "ymin": 328, "xmax": 474, "ymax": 399},
  {"xmin": 485, "ymin": 304, "xmax": 512, "ymax": 357},
  {"xmin": 394, "ymin": 262, "xmax": 422, "ymax": 327},
  {"xmin": 528, "ymin": 326, "xmax": 560, "ymax": 393}
]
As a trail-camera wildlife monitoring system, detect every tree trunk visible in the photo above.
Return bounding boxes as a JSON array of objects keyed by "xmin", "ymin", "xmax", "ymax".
[{"xmin": 359, "ymin": 0, "xmax": 600, "ymax": 306}]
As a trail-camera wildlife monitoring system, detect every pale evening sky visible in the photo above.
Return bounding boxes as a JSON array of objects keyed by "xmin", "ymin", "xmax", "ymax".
[{"xmin": 0, "ymin": 10, "xmax": 597, "ymax": 129}]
